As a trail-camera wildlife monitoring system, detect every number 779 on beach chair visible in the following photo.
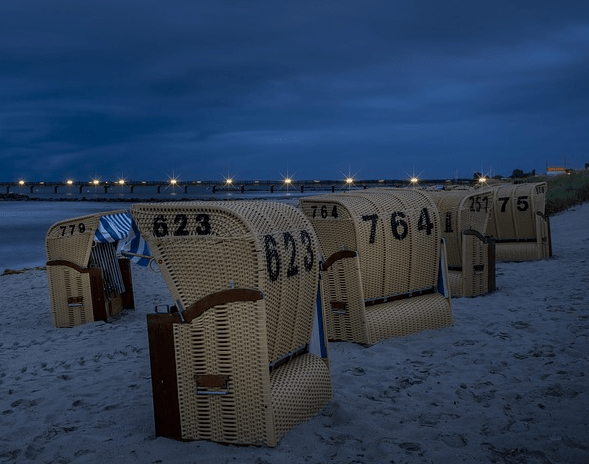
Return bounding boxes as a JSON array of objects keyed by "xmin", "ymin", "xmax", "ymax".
[
  {"xmin": 130, "ymin": 200, "xmax": 332, "ymax": 447},
  {"xmin": 45, "ymin": 210, "xmax": 147, "ymax": 328}
]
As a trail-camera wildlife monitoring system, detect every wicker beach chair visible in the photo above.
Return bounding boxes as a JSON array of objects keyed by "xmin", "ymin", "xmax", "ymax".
[
  {"xmin": 45, "ymin": 210, "xmax": 135, "ymax": 328},
  {"xmin": 131, "ymin": 201, "xmax": 331, "ymax": 447},
  {"xmin": 299, "ymin": 189, "xmax": 453, "ymax": 345},
  {"xmin": 486, "ymin": 182, "xmax": 551, "ymax": 261},
  {"xmin": 426, "ymin": 188, "xmax": 496, "ymax": 297}
]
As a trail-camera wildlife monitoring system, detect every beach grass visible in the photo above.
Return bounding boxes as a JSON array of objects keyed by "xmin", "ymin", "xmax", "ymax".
[{"xmin": 519, "ymin": 169, "xmax": 589, "ymax": 215}]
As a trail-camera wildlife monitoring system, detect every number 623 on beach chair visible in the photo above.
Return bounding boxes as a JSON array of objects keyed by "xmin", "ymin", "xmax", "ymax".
[{"xmin": 131, "ymin": 201, "xmax": 332, "ymax": 447}]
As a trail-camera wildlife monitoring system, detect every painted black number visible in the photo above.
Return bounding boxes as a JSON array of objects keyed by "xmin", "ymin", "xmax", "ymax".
[
  {"xmin": 153, "ymin": 215, "xmax": 168, "ymax": 237},
  {"xmin": 195, "ymin": 213, "xmax": 211, "ymax": 235},
  {"xmin": 59, "ymin": 223, "xmax": 86, "ymax": 236},
  {"xmin": 418, "ymin": 207, "xmax": 434, "ymax": 235},
  {"xmin": 173, "ymin": 214, "xmax": 189, "ymax": 236},
  {"xmin": 300, "ymin": 230, "xmax": 314, "ymax": 272},
  {"xmin": 445, "ymin": 212, "xmax": 453, "ymax": 233},
  {"xmin": 391, "ymin": 212, "xmax": 408, "ymax": 240},
  {"xmin": 516, "ymin": 195, "xmax": 529, "ymax": 212},
  {"xmin": 498, "ymin": 197, "xmax": 510, "ymax": 213},
  {"xmin": 470, "ymin": 196, "xmax": 489, "ymax": 213},
  {"xmin": 264, "ymin": 235, "xmax": 280, "ymax": 282},
  {"xmin": 311, "ymin": 205, "xmax": 339, "ymax": 219},
  {"xmin": 283, "ymin": 232, "xmax": 299, "ymax": 277},
  {"xmin": 362, "ymin": 214, "xmax": 379, "ymax": 244}
]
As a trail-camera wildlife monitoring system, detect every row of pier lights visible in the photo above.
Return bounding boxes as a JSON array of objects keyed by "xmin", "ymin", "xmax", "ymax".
[{"xmin": 4, "ymin": 176, "xmax": 487, "ymax": 195}]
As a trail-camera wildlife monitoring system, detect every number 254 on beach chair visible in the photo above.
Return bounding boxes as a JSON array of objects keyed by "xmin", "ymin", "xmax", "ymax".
[
  {"xmin": 45, "ymin": 210, "xmax": 143, "ymax": 328},
  {"xmin": 426, "ymin": 188, "xmax": 496, "ymax": 298},
  {"xmin": 299, "ymin": 189, "xmax": 453, "ymax": 345},
  {"xmin": 131, "ymin": 201, "xmax": 332, "ymax": 447}
]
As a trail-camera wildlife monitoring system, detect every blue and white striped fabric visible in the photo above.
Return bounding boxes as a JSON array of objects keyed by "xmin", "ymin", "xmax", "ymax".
[
  {"xmin": 94, "ymin": 212, "xmax": 151, "ymax": 267},
  {"xmin": 95, "ymin": 213, "xmax": 132, "ymax": 243}
]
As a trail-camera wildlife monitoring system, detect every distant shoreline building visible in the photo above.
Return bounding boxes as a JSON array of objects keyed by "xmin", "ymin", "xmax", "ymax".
[{"xmin": 546, "ymin": 166, "xmax": 567, "ymax": 176}]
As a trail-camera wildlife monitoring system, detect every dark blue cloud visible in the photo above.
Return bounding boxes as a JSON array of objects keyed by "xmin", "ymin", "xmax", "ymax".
[{"xmin": 1, "ymin": 0, "xmax": 588, "ymax": 182}]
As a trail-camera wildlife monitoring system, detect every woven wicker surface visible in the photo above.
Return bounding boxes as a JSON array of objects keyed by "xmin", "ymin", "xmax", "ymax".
[
  {"xmin": 487, "ymin": 182, "xmax": 550, "ymax": 260},
  {"xmin": 301, "ymin": 189, "xmax": 452, "ymax": 344},
  {"xmin": 426, "ymin": 189, "xmax": 493, "ymax": 297},
  {"xmin": 300, "ymin": 189, "xmax": 441, "ymax": 299},
  {"xmin": 132, "ymin": 201, "xmax": 331, "ymax": 445},
  {"xmin": 321, "ymin": 252, "xmax": 370, "ymax": 344},
  {"xmin": 132, "ymin": 201, "xmax": 321, "ymax": 363},
  {"xmin": 365, "ymin": 292, "xmax": 453, "ymax": 341},
  {"xmin": 45, "ymin": 210, "xmax": 128, "ymax": 328},
  {"xmin": 47, "ymin": 267, "xmax": 95, "ymax": 327}
]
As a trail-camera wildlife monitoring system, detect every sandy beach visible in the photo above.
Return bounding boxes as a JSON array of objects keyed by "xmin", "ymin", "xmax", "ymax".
[{"xmin": 1, "ymin": 202, "xmax": 588, "ymax": 463}]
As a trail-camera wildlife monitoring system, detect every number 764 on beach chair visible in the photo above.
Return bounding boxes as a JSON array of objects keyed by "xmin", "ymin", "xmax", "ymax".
[{"xmin": 299, "ymin": 188, "xmax": 454, "ymax": 345}]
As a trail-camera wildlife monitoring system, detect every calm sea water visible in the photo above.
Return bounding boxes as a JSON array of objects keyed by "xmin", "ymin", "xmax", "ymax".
[
  {"xmin": 0, "ymin": 202, "xmax": 136, "ymax": 271},
  {"xmin": 0, "ymin": 190, "xmax": 312, "ymax": 271}
]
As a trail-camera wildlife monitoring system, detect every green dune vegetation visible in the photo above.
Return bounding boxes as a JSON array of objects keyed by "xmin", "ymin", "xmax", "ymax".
[{"xmin": 534, "ymin": 169, "xmax": 589, "ymax": 216}]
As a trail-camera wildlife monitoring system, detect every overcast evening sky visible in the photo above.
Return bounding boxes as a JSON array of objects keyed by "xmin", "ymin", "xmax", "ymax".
[{"xmin": 1, "ymin": 0, "xmax": 588, "ymax": 183}]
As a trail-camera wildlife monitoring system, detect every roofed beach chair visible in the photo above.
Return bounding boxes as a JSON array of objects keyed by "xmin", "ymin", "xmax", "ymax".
[
  {"xmin": 45, "ymin": 210, "xmax": 142, "ymax": 328},
  {"xmin": 299, "ymin": 189, "xmax": 452, "ymax": 345},
  {"xmin": 425, "ymin": 188, "xmax": 496, "ymax": 297},
  {"xmin": 486, "ymin": 182, "xmax": 551, "ymax": 261},
  {"xmin": 130, "ymin": 201, "xmax": 331, "ymax": 447}
]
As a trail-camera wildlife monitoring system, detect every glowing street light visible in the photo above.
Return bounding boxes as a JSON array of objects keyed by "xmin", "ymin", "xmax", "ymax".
[
  {"xmin": 284, "ymin": 177, "xmax": 292, "ymax": 185},
  {"xmin": 18, "ymin": 180, "xmax": 25, "ymax": 186},
  {"xmin": 478, "ymin": 176, "xmax": 487, "ymax": 184},
  {"xmin": 118, "ymin": 179, "xmax": 125, "ymax": 186},
  {"xmin": 92, "ymin": 179, "xmax": 100, "ymax": 185},
  {"xmin": 66, "ymin": 179, "xmax": 74, "ymax": 185},
  {"xmin": 410, "ymin": 177, "xmax": 419, "ymax": 185},
  {"xmin": 169, "ymin": 178, "xmax": 178, "ymax": 185}
]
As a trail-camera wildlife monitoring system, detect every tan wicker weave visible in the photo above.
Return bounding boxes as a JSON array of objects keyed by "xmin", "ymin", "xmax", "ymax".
[
  {"xmin": 486, "ymin": 182, "xmax": 551, "ymax": 261},
  {"xmin": 132, "ymin": 201, "xmax": 331, "ymax": 446},
  {"xmin": 426, "ymin": 189, "xmax": 496, "ymax": 297},
  {"xmin": 45, "ymin": 210, "xmax": 134, "ymax": 328},
  {"xmin": 300, "ymin": 189, "xmax": 453, "ymax": 345}
]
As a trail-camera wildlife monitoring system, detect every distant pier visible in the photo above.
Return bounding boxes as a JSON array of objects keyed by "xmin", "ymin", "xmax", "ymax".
[{"xmin": 1, "ymin": 178, "xmax": 472, "ymax": 194}]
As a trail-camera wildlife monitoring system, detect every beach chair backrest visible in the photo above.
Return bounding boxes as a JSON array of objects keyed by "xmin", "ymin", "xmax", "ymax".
[
  {"xmin": 426, "ymin": 189, "xmax": 493, "ymax": 268},
  {"xmin": 300, "ymin": 188, "xmax": 441, "ymax": 300},
  {"xmin": 45, "ymin": 210, "xmax": 133, "ymax": 327},
  {"xmin": 46, "ymin": 212, "xmax": 105, "ymax": 267},
  {"xmin": 131, "ymin": 201, "xmax": 321, "ymax": 363},
  {"xmin": 487, "ymin": 182, "xmax": 547, "ymax": 240}
]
